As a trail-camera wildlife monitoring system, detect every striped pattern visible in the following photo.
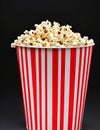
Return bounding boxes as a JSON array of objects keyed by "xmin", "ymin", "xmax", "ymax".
[{"xmin": 16, "ymin": 46, "xmax": 93, "ymax": 130}]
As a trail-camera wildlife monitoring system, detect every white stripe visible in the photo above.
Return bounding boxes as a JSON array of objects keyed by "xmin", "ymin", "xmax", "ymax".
[
  {"xmin": 22, "ymin": 48, "xmax": 31, "ymax": 129},
  {"xmin": 72, "ymin": 48, "xmax": 80, "ymax": 130},
  {"xmin": 41, "ymin": 49, "xmax": 45, "ymax": 130},
  {"xmin": 18, "ymin": 47, "xmax": 28, "ymax": 128},
  {"xmin": 63, "ymin": 49, "xmax": 70, "ymax": 130},
  {"xmin": 75, "ymin": 48, "xmax": 85, "ymax": 130},
  {"xmin": 47, "ymin": 49, "xmax": 52, "ymax": 130},
  {"xmin": 79, "ymin": 48, "xmax": 89, "ymax": 129},
  {"xmin": 27, "ymin": 48, "xmax": 35, "ymax": 130},
  {"xmin": 36, "ymin": 49, "xmax": 40, "ymax": 130},
  {"xmin": 57, "ymin": 49, "xmax": 61, "ymax": 130}
]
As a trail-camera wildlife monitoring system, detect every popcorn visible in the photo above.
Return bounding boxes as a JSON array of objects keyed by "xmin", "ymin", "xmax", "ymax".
[{"xmin": 11, "ymin": 20, "xmax": 95, "ymax": 48}]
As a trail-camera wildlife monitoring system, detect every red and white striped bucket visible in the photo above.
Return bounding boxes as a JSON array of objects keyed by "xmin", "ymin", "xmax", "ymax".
[{"xmin": 16, "ymin": 46, "xmax": 94, "ymax": 130}]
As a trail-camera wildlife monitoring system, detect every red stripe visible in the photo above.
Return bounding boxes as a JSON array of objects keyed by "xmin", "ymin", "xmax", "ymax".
[
  {"xmin": 60, "ymin": 49, "xmax": 65, "ymax": 130},
  {"xmin": 77, "ymin": 48, "xmax": 87, "ymax": 130},
  {"xmin": 25, "ymin": 48, "xmax": 33, "ymax": 130},
  {"xmin": 52, "ymin": 49, "xmax": 58, "ymax": 130},
  {"xmin": 20, "ymin": 47, "xmax": 29, "ymax": 129},
  {"xmin": 74, "ymin": 48, "xmax": 82, "ymax": 130},
  {"xmin": 38, "ymin": 49, "xmax": 42, "ymax": 130},
  {"xmin": 45, "ymin": 49, "xmax": 47, "ymax": 130},
  {"xmin": 31, "ymin": 48, "xmax": 38, "ymax": 130},
  {"xmin": 68, "ymin": 48, "xmax": 76, "ymax": 130}
]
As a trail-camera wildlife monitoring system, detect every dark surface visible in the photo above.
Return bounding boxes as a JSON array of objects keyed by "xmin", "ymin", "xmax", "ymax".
[{"xmin": 0, "ymin": 0, "xmax": 100, "ymax": 129}]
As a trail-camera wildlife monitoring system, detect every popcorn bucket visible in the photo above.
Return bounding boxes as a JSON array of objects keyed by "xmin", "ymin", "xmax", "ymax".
[{"xmin": 16, "ymin": 45, "xmax": 94, "ymax": 130}]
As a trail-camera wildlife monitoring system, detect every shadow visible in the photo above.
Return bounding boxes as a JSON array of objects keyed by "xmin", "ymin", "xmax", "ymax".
[{"xmin": 81, "ymin": 120, "xmax": 88, "ymax": 130}]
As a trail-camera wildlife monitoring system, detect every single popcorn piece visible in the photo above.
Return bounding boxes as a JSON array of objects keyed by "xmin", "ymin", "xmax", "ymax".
[{"xmin": 11, "ymin": 20, "xmax": 95, "ymax": 48}]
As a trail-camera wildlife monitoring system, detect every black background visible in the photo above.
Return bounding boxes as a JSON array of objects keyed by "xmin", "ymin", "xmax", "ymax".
[{"xmin": 0, "ymin": 0, "xmax": 100, "ymax": 130}]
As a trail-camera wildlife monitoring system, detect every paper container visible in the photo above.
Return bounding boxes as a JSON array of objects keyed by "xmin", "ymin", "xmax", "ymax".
[{"xmin": 16, "ymin": 45, "xmax": 94, "ymax": 130}]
